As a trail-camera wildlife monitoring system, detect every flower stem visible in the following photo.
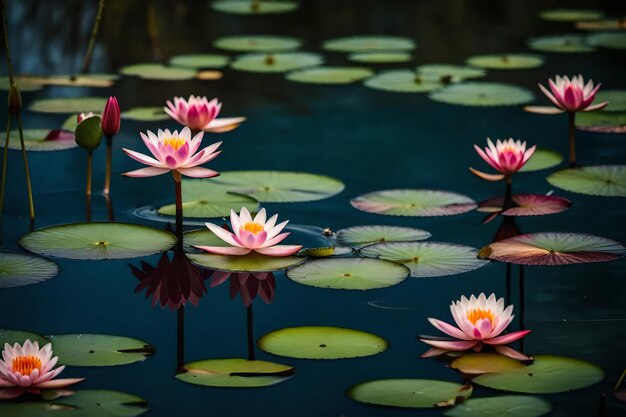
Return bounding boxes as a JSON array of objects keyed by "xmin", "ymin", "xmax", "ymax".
[
  {"xmin": 81, "ymin": 0, "xmax": 105, "ymax": 74},
  {"xmin": 518, "ymin": 265, "xmax": 525, "ymax": 352},
  {"xmin": 568, "ymin": 111, "xmax": 576, "ymax": 167},
  {"xmin": 0, "ymin": 116, "xmax": 11, "ymax": 217},
  {"xmin": 86, "ymin": 151, "xmax": 93, "ymax": 196},
  {"xmin": 502, "ymin": 175, "xmax": 514, "ymax": 211},
  {"xmin": 86, "ymin": 195, "xmax": 92, "ymax": 222},
  {"xmin": 16, "ymin": 114, "xmax": 34, "ymax": 220},
  {"xmin": 173, "ymin": 170, "xmax": 183, "ymax": 248},
  {"xmin": 247, "ymin": 305, "xmax": 255, "ymax": 361},
  {"xmin": 105, "ymin": 194, "xmax": 114, "ymax": 221},
  {"xmin": 103, "ymin": 134, "xmax": 112, "ymax": 195}
]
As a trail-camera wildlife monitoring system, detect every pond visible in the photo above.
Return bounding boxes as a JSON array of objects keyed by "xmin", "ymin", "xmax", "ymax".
[{"xmin": 1, "ymin": 1, "xmax": 626, "ymax": 416}]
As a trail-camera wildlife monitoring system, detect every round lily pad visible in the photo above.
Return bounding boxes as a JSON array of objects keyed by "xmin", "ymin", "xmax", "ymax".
[
  {"xmin": 48, "ymin": 334, "xmax": 154, "ymax": 367},
  {"xmin": 473, "ymin": 355, "xmax": 604, "ymax": 394},
  {"xmin": 19, "ymin": 222, "xmax": 177, "ymax": 260},
  {"xmin": 187, "ymin": 252, "xmax": 304, "ymax": 272},
  {"xmin": 157, "ymin": 181, "xmax": 259, "ymax": 218},
  {"xmin": 364, "ymin": 70, "xmax": 444, "ymax": 93},
  {"xmin": 336, "ymin": 225, "xmax": 431, "ymax": 248},
  {"xmin": 350, "ymin": 189, "xmax": 476, "ymax": 217},
  {"xmin": 0, "ymin": 251, "xmax": 59, "ymax": 288},
  {"xmin": 0, "ymin": 74, "xmax": 117, "ymax": 91},
  {"xmin": 576, "ymin": 19, "xmax": 626, "ymax": 31},
  {"xmin": 0, "ymin": 75, "xmax": 45, "ymax": 91},
  {"xmin": 232, "ymin": 52, "xmax": 323, "ymax": 73},
  {"xmin": 348, "ymin": 379, "xmax": 473, "ymax": 408},
  {"xmin": 595, "ymin": 90, "xmax": 626, "ymax": 112},
  {"xmin": 417, "ymin": 64, "xmax": 486, "ymax": 81},
  {"xmin": 443, "ymin": 395, "xmax": 552, "ymax": 417},
  {"xmin": 479, "ymin": 232, "xmax": 626, "ymax": 265},
  {"xmin": 0, "ymin": 329, "xmax": 48, "ymax": 347},
  {"xmin": 211, "ymin": 171, "xmax": 344, "ymax": 202},
  {"xmin": 212, "ymin": 0, "xmax": 298, "ymax": 14},
  {"xmin": 360, "ymin": 241, "xmax": 488, "ymax": 278},
  {"xmin": 168, "ymin": 53, "xmax": 230, "ymax": 69},
  {"xmin": 576, "ymin": 112, "xmax": 626, "ymax": 133},
  {"xmin": 121, "ymin": 107, "xmax": 170, "ymax": 121},
  {"xmin": 176, "ymin": 358, "xmax": 294, "ymax": 388},
  {"xmin": 429, "ymin": 82, "xmax": 534, "ymax": 107},
  {"xmin": 29, "ymin": 97, "xmax": 107, "ymax": 113},
  {"xmin": 119, "ymin": 63, "xmax": 197, "ymax": 80},
  {"xmin": 477, "ymin": 194, "xmax": 572, "ymax": 216},
  {"xmin": 258, "ymin": 326, "xmax": 388, "ymax": 359},
  {"xmin": 547, "ymin": 165, "xmax": 626, "ymax": 196},
  {"xmin": 348, "ymin": 52, "xmax": 412, "ymax": 63},
  {"xmin": 0, "ymin": 129, "xmax": 77, "ymax": 152},
  {"xmin": 519, "ymin": 148, "xmax": 563, "ymax": 172},
  {"xmin": 587, "ymin": 32, "xmax": 626, "ymax": 49},
  {"xmin": 466, "ymin": 54, "xmax": 544, "ymax": 70},
  {"xmin": 450, "ymin": 353, "xmax": 524, "ymax": 375},
  {"xmin": 323, "ymin": 36, "xmax": 415, "ymax": 52},
  {"xmin": 286, "ymin": 258, "xmax": 409, "ymax": 290},
  {"xmin": 528, "ymin": 34, "xmax": 595, "ymax": 53},
  {"xmin": 214, "ymin": 35, "xmax": 301, "ymax": 52},
  {"xmin": 539, "ymin": 8, "xmax": 604, "ymax": 22},
  {"xmin": 286, "ymin": 66, "xmax": 374, "ymax": 84}
]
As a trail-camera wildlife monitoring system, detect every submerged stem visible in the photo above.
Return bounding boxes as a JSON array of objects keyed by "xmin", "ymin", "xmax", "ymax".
[
  {"xmin": 81, "ymin": 0, "xmax": 105, "ymax": 74},
  {"xmin": 85, "ymin": 195, "xmax": 92, "ymax": 222},
  {"xmin": 16, "ymin": 114, "xmax": 34, "ymax": 220},
  {"xmin": 502, "ymin": 175, "xmax": 513, "ymax": 211},
  {"xmin": 173, "ymin": 170, "xmax": 183, "ymax": 248},
  {"xmin": 247, "ymin": 305, "xmax": 255, "ymax": 361},
  {"xmin": 568, "ymin": 111, "xmax": 576, "ymax": 167},
  {"xmin": 0, "ymin": 116, "xmax": 11, "ymax": 216},
  {"xmin": 86, "ymin": 151, "xmax": 93, "ymax": 196},
  {"xmin": 103, "ymin": 135, "xmax": 112, "ymax": 195}
]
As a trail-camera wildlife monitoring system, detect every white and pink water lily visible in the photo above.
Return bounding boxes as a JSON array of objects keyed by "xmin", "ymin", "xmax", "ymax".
[
  {"xmin": 165, "ymin": 95, "xmax": 245, "ymax": 133},
  {"xmin": 419, "ymin": 293, "xmax": 531, "ymax": 360},
  {"xmin": 122, "ymin": 127, "xmax": 221, "ymax": 178},
  {"xmin": 538, "ymin": 75, "xmax": 608, "ymax": 114},
  {"xmin": 194, "ymin": 207, "xmax": 302, "ymax": 257},
  {"xmin": 470, "ymin": 138, "xmax": 536, "ymax": 181},
  {"xmin": 0, "ymin": 340, "xmax": 84, "ymax": 399}
]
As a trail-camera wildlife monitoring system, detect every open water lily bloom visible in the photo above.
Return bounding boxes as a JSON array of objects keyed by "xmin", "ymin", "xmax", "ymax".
[
  {"xmin": 539, "ymin": 75, "xmax": 608, "ymax": 113},
  {"xmin": 122, "ymin": 127, "xmax": 221, "ymax": 178},
  {"xmin": 470, "ymin": 138, "xmax": 536, "ymax": 181},
  {"xmin": 195, "ymin": 207, "xmax": 302, "ymax": 257},
  {"xmin": 419, "ymin": 293, "xmax": 531, "ymax": 360},
  {"xmin": 0, "ymin": 340, "xmax": 84, "ymax": 399},
  {"xmin": 164, "ymin": 95, "xmax": 245, "ymax": 133}
]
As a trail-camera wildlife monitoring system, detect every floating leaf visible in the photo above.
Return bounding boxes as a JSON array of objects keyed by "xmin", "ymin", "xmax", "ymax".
[
  {"xmin": 360, "ymin": 241, "xmax": 488, "ymax": 278},
  {"xmin": 337, "ymin": 225, "xmax": 431, "ymax": 248},
  {"xmin": 214, "ymin": 35, "xmax": 301, "ymax": 52},
  {"xmin": 74, "ymin": 115, "xmax": 102, "ymax": 151},
  {"xmin": 547, "ymin": 165, "xmax": 626, "ymax": 196},
  {"xmin": 323, "ymin": 36, "xmax": 415, "ymax": 52},
  {"xmin": 0, "ymin": 251, "xmax": 59, "ymax": 288},
  {"xmin": 0, "ymin": 75, "xmax": 44, "ymax": 91},
  {"xmin": 576, "ymin": 111, "xmax": 626, "ymax": 133},
  {"xmin": 477, "ymin": 194, "xmax": 572, "ymax": 216},
  {"xmin": 473, "ymin": 355, "xmax": 604, "ymax": 394},
  {"xmin": 466, "ymin": 54, "xmax": 544, "ymax": 70},
  {"xmin": 19, "ymin": 222, "xmax": 177, "ymax": 260},
  {"xmin": 119, "ymin": 63, "xmax": 197, "ymax": 80},
  {"xmin": 286, "ymin": 66, "xmax": 374, "ymax": 84},
  {"xmin": 443, "ymin": 395, "xmax": 551, "ymax": 417},
  {"xmin": 299, "ymin": 246, "xmax": 335, "ymax": 257},
  {"xmin": 587, "ymin": 32, "xmax": 626, "ymax": 49},
  {"xmin": 121, "ymin": 107, "xmax": 170, "ymax": 122},
  {"xmin": 519, "ymin": 148, "xmax": 563, "ymax": 172},
  {"xmin": 48, "ymin": 334, "xmax": 154, "ymax": 367},
  {"xmin": 417, "ymin": 64, "xmax": 486, "ymax": 80},
  {"xmin": 351, "ymin": 189, "xmax": 476, "ymax": 217},
  {"xmin": 429, "ymin": 82, "xmax": 534, "ymax": 107},
  {"xmin": 450, "ymin": 353, "xmax": 525, "ymax": 375},
  {"xmin": 539, "ymin": 8, "xmax": 604, "ymax": 21},
  {"xmin": 479, "ymin": 232, "xmax": 626, "ymax": 265},
  {"xmin": 169, "ymin": 53, "xmax": 230, "ymax": 69},
  {"xmin": 348, "ymin": 51, "xmax": 412, "ymax": 63},
  {"xmin": 258, "ymin": 326, "xmax": 388, "ymax": 359},
  {"xmin": 594, "ymin": 90, "xmax": 626, "ymax": 112},
  {"xmin": 211, "ymin": 171, "xmax": 344, "ymax": 202},
  {"xmin": 212, "ymin": 0, "xmax": 298, "ymax": 14},
  {"xmin": 232, "ymin": 52, "xmax": 323, "ymax": 73},
  {"xmin": 0, "ymin": 329, "xmax": 48, "ymax": 347},
  {"xmin": 0, "ymin": 129, "xmax": 77, "ymax": 151},
  {"xmin": 286, "ymin": 258, "xmax": 409, "ymax": 290},
  {"xmin": 187, "ymin": 252, "xmax": 304, "ymax": 272},
  {"xmin": 176, "ymin": 358, "xmax": 294, "ymax": 388},
  {"xmin": 528, "ymin": 34, "xmax": 595, "ymax": 53},
  {"xmin": 348, "ymin": 379, "xmax": 472, "ymax": 408},
  {"xmin": 29, "ymin": 97, "xmax": 107, "ymax": 114},
  {"xmin": 576, "ymin": 19, "xmax": 626, "ymax": 31},
  {"xmin": 364, "ymin": 70, "xmax": 444, "ymax": 93}
]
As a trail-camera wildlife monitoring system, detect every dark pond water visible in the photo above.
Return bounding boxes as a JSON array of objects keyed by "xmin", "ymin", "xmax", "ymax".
[{"xmin": 1, "ymin": 0, "xmax": 626, "ymax": 416}]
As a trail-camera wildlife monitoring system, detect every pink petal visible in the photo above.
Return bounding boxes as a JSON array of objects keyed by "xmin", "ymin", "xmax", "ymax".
[
  {"xmin": 582, "ymin": 101, "xmax": 609, "ymax": 112},
  {"xmin": 427, "ymin": 318, "xmax": 473, "ymax": 340},
  {"xmin": 202, "ymin": 117, "xmax": 246, "ymax": 133},
  {"xmin": 34, "ymin": 378, "xmax": 85, "ymax": 389},
  {"xmin": 122, "ymin": 148, "xmax": 163, "ymax": 167},
  {"xmin": 474, "ymin": 145, "xmax": 502, "ymax": 172},
  {"xmin": 0, "ymin": 387, "xmax": 24, "ymax": 399},
  {"xmin": 259, "ymin": 232, "xmax": 290, "ymax": 248},
  {"xmin": 483, "ymin": 330, "xmax": 532, "ymax": 345},
  {"xmin": 205, "ymin": 222, "xmax": 242, "ymax": 247},
  {"xmin": 254, "ymin": 245, "xmax": 302, "ymax": 256},
  {"xmin": 194, "ymin": 245, "xmax": 252, "ymax": 256},
  {"xmin": 419, "ymin": 348, "xmax": 448, "ymax": 358},
  {"xmin": 419, "ymin": 339, "xmax": 479, "ymax": 351},
  {"xmin": 540, "ymin": 83, "xmax": 564, "ymax": 109},
  {"xmin": 493, "ymin": 345, "xmax": 532, "ymax": 361},
  {"xmin": 0, "ymin": 378, "xmax": 15, "ymax": 387},
  {"xmin": 177, "ymin": 166, "xmax": 220, "ymax": 178},
  {"xmin": 523, "ymin": 105, "xmax": 565, "ymax": 115},
  {"xmin": 469, "ymin": 167, "xmax": 505, "ymax": 182},
  {"xmin": 563, "ymin": 85, "xmax": 582, "ymax": 111},
  {"xmin": 123, "ymin": 167, "xmax": 170, "ymax": 177}
]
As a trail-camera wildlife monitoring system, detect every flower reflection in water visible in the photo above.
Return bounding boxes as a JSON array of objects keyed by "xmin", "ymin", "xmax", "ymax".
[{"xmin": 210, "ymin": 270, "xmax": 276, "ymax": 308}]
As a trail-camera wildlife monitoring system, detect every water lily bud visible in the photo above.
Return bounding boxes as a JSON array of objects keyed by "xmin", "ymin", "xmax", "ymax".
[
  {"xmin": 101, "ymin": 96, "xmax": 121, "ymax": 136},
  {"xmin": 7, "ymin": 82, "xmax": 22, "ymax": 114},
  {"xmin": 75, "ymin": 115, "xmax": 103, "ymax": 151}
]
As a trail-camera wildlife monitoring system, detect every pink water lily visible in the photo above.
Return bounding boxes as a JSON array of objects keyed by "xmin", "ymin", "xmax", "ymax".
[
  {"xmin": 194, "ymin": 207, "xmax": 302, "ymax": 257},
  {"xmin": 419, "ymin": 293, "xmax": 531, "ymax": 360},
  {"xmin": 0, "ymin": 340, "xmax": 84, "ymax": 399},
  {"xmin": 164, "ymin": 95, "xmax": 245, "ymax": 133},
  {"xmin": 538, "ymin": 75, "xmax": 608, "ymax": 113},
  {"xmin": 470, "ymin": 138, "xmax": 536, "ymax": 181},
  {"xmin": 122, "ymin": 127, "xmax": 221, "ymax": 178}
]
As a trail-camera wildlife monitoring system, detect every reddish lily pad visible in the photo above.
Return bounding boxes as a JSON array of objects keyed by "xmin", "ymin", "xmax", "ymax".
[
  {"xmin": 477, "ymin": 194, "xmax": 572, "ymax": 216},
  {"xmin": 351, "ymin": 189, "xmax": 476, "ymax": 217},
  {"xmin": 1, "ymin": 129, "xmax": 77, "ymax": 151}
]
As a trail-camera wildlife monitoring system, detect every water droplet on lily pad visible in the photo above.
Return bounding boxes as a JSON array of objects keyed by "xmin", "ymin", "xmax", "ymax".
[
  {"xmin": 214, "ymin": 35, "xmax": 301, "ymax": 52},
  {"xmin": 176, "ymin": 358, "xmax": 295, "ymax": 387},
  {"xmin": 323, "ymin": 36, "xmax": 415, "ymax": 52},
  {"xmin": 48, "ymin": 334, "xmax": 154, "ymax": 367},
  {"xmin": 429, "ymin": 82, "xmax": 534, "ymax": 107},
  {"xmin": 351, "ymin": 189, "xmax": 476, "ymax": 217},
  {"xmin": 547, "ymin": 165, "xmax": 626, "ymax": 196},
  {"xmin": 232, "ymin": 52, "xmax": 323, "ymax": 73},
  {"xmin": 287, "ymin": 66, "xmax": 374, "ymax": 84},
  {"xmin": 0, "ymin": 251, "xmax": 59, "ymax": 288},
  {"xmin": 348, "ymin": 379, "xmax": 472, "ymax": 408},
  {"xmin": 466, "ymin": 54, "xmax": 544, "ymax": 70}
]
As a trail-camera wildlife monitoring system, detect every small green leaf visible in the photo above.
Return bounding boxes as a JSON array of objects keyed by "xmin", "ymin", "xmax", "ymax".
[{"xmin": 75, "ymin": 116, "xmax": 103, "ymax": 151}]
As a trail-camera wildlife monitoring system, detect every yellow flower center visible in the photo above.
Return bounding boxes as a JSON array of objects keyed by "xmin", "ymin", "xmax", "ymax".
[
  {"xmin": 466, "ymin": 308, "xmax": 495, "ymax": 325},
  {"xmin": 12, "ymin": 355, "xmax": 42, "ymax": 376},
  {"xmin": 242, "ymin": 222, "xmax": 264, "ymax": 235},
  {"xmin": 162, "ymin": 137, "xmax": 186, "ymax": 150}
]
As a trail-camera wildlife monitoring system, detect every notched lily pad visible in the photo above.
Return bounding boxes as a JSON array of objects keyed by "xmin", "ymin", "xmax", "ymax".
[
  {"xmin": 286, "ymin": 66, "xmax": 374, "ymax": 84},
  {"xmin": 351, "ymin": 189, "xmax": 476, "ymax": 217},
  {"xmin": 214, "ymin": 35, "xmax": 301, "ymax": 52},
  {"xmin": 177, "ymin": 358, "xmax": 294, "ymax": 388},
  {"xmin": 232, "ymin": 52, "xmax": 323, "ymax": 73},
  {"xmin": 547, "ymin": 165, "xmax": 626, "ymax": 196},
  {"xmin": 48, "ymin": 334, "xmax": 154, "ymax": 367},
  {"xmin": 323, "ymin": 36, "xmax": 415, "ymax": 52},
  {"xmin": 429, "ymin": 82, "xmax": 534, "ymax": 107},
  {"xmin": 0, "ymin": 251, "xmax": 59, "ymax": 288}
]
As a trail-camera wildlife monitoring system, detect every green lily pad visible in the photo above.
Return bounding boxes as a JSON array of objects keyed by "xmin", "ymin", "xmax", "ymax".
[
  {"xmin": 473, "ymin": 355, "xmax": 604, "ymax": 394},
  {"xmin": 528, "ymin": 34, "xmax": 595, "ymax": 53},
  {"xmin": 350, "ymin": 189, "xmax": 476, "ymax": 217},
  {"xmin": 364, "ymin": 70, "xmax": 444, "ymax": 93},
  {"xmin": 0, "ymin": 74, "xmax": 118, "ymax": 92},
  {"xmin": 119, "ymin": 63, "xmax": 197, "ymax": 80},
  {"xmin": 466, "ymin": 54, "xmax": 544, "ymax": 70},
  {"xmin": 429, "ymin": 82, "xmax": 534, "ymax": 107},
  {"xmin": 0, "ymin": 329, "xmax": 48, "ymax": 347},
  {"xmin": 29, "ymin": 97, "xmax": 107, "ymax": 114},
  {"xmin": 168, "ymin": 53, "xmax": 231, "ymax": 69},
  {"xmin": 417, "ymin": 64, "xmax": 486, "ymax": 81},
  {"xmin": 539, "ymin": 8, "xmax": 604, "ymax": 22},
  {"xmin": 587, "ymin": 32, "xmax": 626, "ymax": 49},
  {"xmin": 576, "ymin": 112, "xmax": 626, "ymax": 133},
  {"xmin": 187, "ymin": 252, "xmax": 304, "ymax": 272},
  {"xmin": 323, "ymin": 36, "xmax": 415, "ymax": 52},
  {"xmin": 0, "ymin": 129, "xmax": 77, "ymax": 151},
  {"xmin": 211, "ymin": 171, "xmax": 344, "ymax": 202},
  {"xmin": 48, "ymin": 334, "xmax": 154, "ymax": 367},
  {"xmin": 336, "ymin": 225, "xmax": 431, "ymax": 248},
  {"xmin": 182, "ymin": 228, "xmax": 236, "ymax": 252},
  {"xmin": 212, "ymin": 0, "xmax": 298, "ymax": 14},
  {"xmin": 286, "ymin": 66, "xmax": 374, "ymax": 84},
  {"xmin": 348, "ymin": 379, "xmax": 473, "ymax": 408},
  {"xmin": 19, "ymin": 222, "xmax": 177, "ymax": 260},
  {"xmin": 286, "ymin": 258, "xmax": 409, "ymax": 290},
  {"xmin": 232, "ymin": 52, "xmax": 323, "ymax": 73},
  {"xmin": 443, "ymin": 396, "xmax": 552, "ymax": 417},
  {"xmin": 348, "ymin": 52, "xmax": 412, "ymax": 63},
  {"xmin": 214, "ymin": 35, "xmax": 301, "ymax": 52},
  {"xmin": 176, "ymin": 358, "xmax": 295, "ymax": 388},
  {"xmin": 121, "ymin": 107, "xmax": 170, "ymax": 122},
  {"xmin": 360, "ymin": 241, "xmax": 488, "ymax": 278},
  {"xmin": 547, "ymin": 165, "xmax": 626, "ymax": 196},
  {"xmin": 595, "ymin": 90, "xmax": 626, "ymax": 112},
  {"xmin": 0, "ymin": 75, "xmax": 45, "ymax": 91},
  {"xmin": 258, "ymin": 326, "xmax": 388, "ymax": 359},
  {"xmin": 519, "ymin": 148, "xmax": 563, "ymax": 172},
  {"xmin": 450, "ymin": 353, "xmax": 525, "ymax": 375},
  {"xmin": 0, "ymin": 251, "xmax": 59, "ymax": 288}
]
